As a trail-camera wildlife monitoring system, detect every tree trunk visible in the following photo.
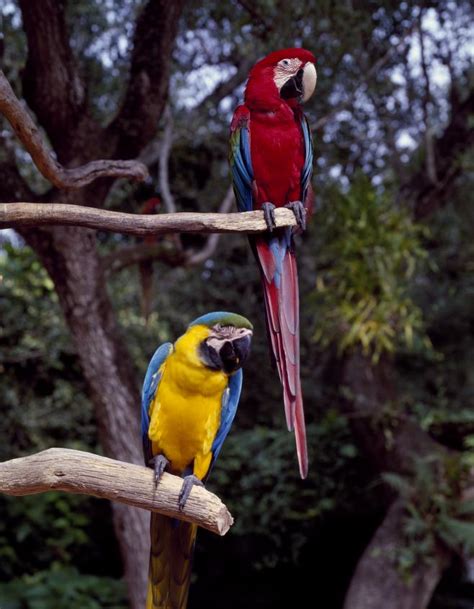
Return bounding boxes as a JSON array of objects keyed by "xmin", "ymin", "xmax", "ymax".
[
  {"xmin": 23, "ymin": 221, "xmax": 149, "ymax": 609},
  {"xmin": 337, "ymin": 351, "xmax": 453, "ymax": 608},
  {"xmin": 7, "ymin": 2, "xmax": 185, "ymax": 605},
  {"xmin": 344, "ymin": 500, "xmax": 451, "ymax": 609}
]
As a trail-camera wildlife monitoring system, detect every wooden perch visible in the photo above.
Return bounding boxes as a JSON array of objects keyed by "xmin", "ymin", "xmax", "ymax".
[
  {"xmin": 0, "ymin": 448, "xmax": 233, "ymax": 536},
  {"xmin": 0, "ymin": 202, "xmax": 297, "ymax": 235},
  {"xmin": 0, "ymin": 70, "xmax": 148, "ymax": 189}
]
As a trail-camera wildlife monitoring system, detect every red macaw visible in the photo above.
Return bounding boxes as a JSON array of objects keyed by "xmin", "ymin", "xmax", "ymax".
[{"xmin": 229, "ymin": 48, "xmax": 316, "ymax": 479}]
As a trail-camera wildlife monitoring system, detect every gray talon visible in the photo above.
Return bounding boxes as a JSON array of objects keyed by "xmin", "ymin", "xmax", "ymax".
[
  {"xmin": 178, "ymin": 474, "xmax": 204, "ymax": 511},
  {"xmin": 261, "ymin": 202, "xmax": 277, "ymax": 232},
  {"xmin": 149, "ymin": 454, "xmax": 169, "ymax": 483},
  {"xmin": 285, "ymin": 200, "xmax": 306, "ymax": 231}
]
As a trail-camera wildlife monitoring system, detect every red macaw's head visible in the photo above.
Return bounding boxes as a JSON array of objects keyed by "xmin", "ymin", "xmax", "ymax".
[{"xmin": 244, "ymin": 48, "xmax": 317, "ymax": 110}]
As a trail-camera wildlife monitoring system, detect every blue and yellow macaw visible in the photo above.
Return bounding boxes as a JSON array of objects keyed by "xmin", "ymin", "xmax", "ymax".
[{"xmin": 141, "ymin": 312, "xmax": 253, "ymax": 609}]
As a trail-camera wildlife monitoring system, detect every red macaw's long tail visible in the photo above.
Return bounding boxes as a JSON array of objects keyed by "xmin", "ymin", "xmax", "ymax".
[
  {"xmin": 253, "ymin": 229, "xmax": 308, "ymax": 479},
  {"xmin": 146, "ymin": 513, "xmax": 197, "ymax": 609}
]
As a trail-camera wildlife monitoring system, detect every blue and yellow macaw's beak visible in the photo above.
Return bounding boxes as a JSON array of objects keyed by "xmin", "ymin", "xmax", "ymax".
[{"xmin": 199, "ymin": 325, "xmax": 252, "ymax": 374}]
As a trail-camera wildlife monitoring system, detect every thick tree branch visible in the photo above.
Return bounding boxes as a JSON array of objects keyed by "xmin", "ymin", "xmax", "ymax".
[
  {"xmin": 110, "ymin": 0, "xmax": 185, "ymax": 158},
  {"xmin": 102, "ymin": 190, "xmax": 235, "ymax": 274},
  {"xmin": 0, "ymin": 70, "xmax": 148, "ymax": 189},
  {"xmin": 1, "ymin": 203, "xmax": 297, "ymax": 235},
  {"xmin": 18, "ymin": 0, "xmax": 87, "ymax": 154},
  {"xmin": 402, "ymin": 88, "xmax": 474, "ymax": 219},
  {"xmin": 0, "ymin": 448, "xmax": 233, "ymax": 536}
]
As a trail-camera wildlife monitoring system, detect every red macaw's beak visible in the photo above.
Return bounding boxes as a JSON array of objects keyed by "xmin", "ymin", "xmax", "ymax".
[{"xmin": 280, "ymin": 62, "xmax": 317, "ymax": 103}]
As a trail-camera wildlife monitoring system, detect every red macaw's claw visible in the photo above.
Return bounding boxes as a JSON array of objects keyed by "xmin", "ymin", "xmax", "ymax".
[{"xmin": 230, "ymin": 48, "xmax": 316, "ymax": 478}]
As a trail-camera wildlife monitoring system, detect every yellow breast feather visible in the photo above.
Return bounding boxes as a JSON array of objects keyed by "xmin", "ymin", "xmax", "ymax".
[{"xmin": 148, "ymin": 325, "xmax": 228, "ymax": 478}]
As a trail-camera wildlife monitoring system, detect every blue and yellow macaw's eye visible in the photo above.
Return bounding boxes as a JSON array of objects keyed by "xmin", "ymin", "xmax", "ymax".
[{"xmin": 199, "ymin": 324, "xmax": 252, "ymax": 374}]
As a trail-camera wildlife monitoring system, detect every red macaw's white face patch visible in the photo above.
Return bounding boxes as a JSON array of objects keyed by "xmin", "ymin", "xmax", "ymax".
[
  {"xmin": 273, "ymin": 58, "xmax": 317, "ymax": 103},
  {"xmin": 273, "ymin": 58, "xmax": 303, "ymax": 90}
]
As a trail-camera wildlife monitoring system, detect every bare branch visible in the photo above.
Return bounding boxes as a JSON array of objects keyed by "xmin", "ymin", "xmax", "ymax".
[
  {"xmin": 0, "ymin": 448, "xmax": 233, "ymax": 536},
  {"xmin": 236, "ymin": 0, "xmax": 273, "ymax": 34},
  {"xmin": 110, "ymin": 0, "xmax": 185, "ymax": 158},
  {"xmin": 193, "ymin": 57, "xmax": 254, "ymax": 113},
  {"xmin": 402, "ymin": 88, "xmax": 474, "ymax": 218},
  {"xmin": 0, "ymin": 70, "xmax": 148, "ymax": 189},
  {"xmin": 313, "ymin": 31, "xmax": 413, "ymax": 131},
  {"xmin": 103, "ymin": 241, "xmax": 185, "ymax": 274},
  {"xmin": 158, "ymin": 106, "xmax": 177, "ymax": 213},
  {"xmin": 1, "ymin": 202, "xmax": 297, "ymax": 235},
  {"xmin": 102, "ymin": 190, "xmax": 236, "ymax": 273},
  {"xmin": 186, "ymin": 186, "xmax": 235, "ymax": 265},
  {"xmin": 418, "ymin": 10, "xmax": 438, "ymax": 185}
]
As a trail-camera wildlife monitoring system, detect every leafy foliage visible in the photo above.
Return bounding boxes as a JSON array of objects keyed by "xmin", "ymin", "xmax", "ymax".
[
  {"xmin": 311, "ymin": 176, "xmax": 430, "ymax": 361},
  {"xmin": 0, "ymin": 567, "xmax": 126, "ymax": 609},
  {"xmin": 383, "ymin": 452, "xmax": 474, "ymax": 578}
]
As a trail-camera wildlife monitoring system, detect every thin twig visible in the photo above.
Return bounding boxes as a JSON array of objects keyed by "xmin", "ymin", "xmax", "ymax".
[
  {"xmin": 158, "ymin": 105, "xmax": 177, "ymax": 213},
  {"xmin": 1, "ymin": 202, "xmax": 297, "ymax": 235},
  {"xmin": 313, "ymin": 29, "xmax": 414, "ymax": 130},
  {"xmin": 0, "ymin": 70, "xmax": 148, "ymax": 189},
  {"xmin": 186, "ymin": 186, "xmax": 235, "ymax": 265},
  {"xmin": 418, "ymin": 10, "xmax": 438, "ymax": 184},
  {"xmin": 0, "ymin": 448, "xmax": 233, "ymax": 536}
]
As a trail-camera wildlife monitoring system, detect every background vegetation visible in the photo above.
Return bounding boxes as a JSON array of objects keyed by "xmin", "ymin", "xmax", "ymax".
[{"xmin": 0, "ymin": 1, "xmax": 473, "ymax": 608}]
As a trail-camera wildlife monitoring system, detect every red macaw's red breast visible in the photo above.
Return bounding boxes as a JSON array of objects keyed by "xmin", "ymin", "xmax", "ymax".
[{"xmin": 243, "ymin": 48, "xmax": 316, "ymax": 207}]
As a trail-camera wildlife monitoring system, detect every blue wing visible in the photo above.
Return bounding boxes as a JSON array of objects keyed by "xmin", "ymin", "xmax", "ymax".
[
  {"xmin": 300, "ymin": 114, "xmax": 313, "ymax": 201},
  {"xmin": 204, "ymin": 369, "xmax": 243, "ymax": 481},
  {"xmin": 141, "ymin": 342, "xmax": 173, "ymax": 462},
  {"xmin": 229, "ymin": 106, "xmax": 254, "ymax": 212}
]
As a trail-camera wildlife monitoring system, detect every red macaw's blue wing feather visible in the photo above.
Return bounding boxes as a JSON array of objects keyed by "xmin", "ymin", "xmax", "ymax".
[
  {"xmin": 141, "ymin": 342, "xmax": 173, "ymax": 463},
  {"xmin": 300, "ymin": 115, "xmax": 313, "ymax": 202},
  {"xmin": 229, "ymin": 105, "xmax": 254, "ymax": 212},
  {"xmin": 256, "ymin": 232, "xmax": 308, "ymax": 479}
]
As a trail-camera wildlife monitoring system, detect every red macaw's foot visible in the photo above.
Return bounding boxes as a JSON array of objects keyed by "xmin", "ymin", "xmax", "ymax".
[
  {"xmin": 149, "ymin": 454, "xmax": 170, "ymax": 483},
  {"xmin": 178, "ymin": 475, "xmax": 205, "ymax": 511},
  {"xmin": 285, "ymin": 200, "xmax": 306, "ymax": 231},
  {"xmin": 261, "ymin": 202, "xmax": 277, "ymax": 232}
]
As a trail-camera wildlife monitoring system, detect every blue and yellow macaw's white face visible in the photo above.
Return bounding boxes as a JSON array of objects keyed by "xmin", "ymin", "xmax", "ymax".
[
  {"xmin": 199, "ymin": 323, "xmax": 252, "ymax": 374},
  {"xmin": 184, "ymin": 311, "xmax": 253, "ymax": 375}
]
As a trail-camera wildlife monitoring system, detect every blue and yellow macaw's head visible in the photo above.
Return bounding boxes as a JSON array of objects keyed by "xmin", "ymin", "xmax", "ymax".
[{"xmin": 188, "ymin": 311, "xmax": 253, "ymax": 374}]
